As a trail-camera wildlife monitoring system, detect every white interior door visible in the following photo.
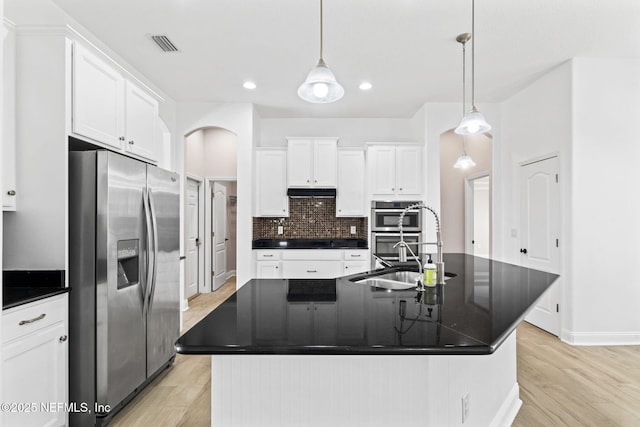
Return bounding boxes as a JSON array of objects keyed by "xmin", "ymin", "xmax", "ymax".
[
  {"xmin": 520, "ymin": 156, "xmax": 561, "ymax": 335},
  {"xmin": 212, "ymin": 182, "xmax": 227, "ymax": 290},
  {"xmin": 473, "ymin": 176, "xmax": 490, "ymax": 258},
  {"xmin": 185, "ymin": 178, "xmax": 200, "ymax": 299},
  {"xmin": 464, "ymin": 173, "xmax": 490, "ymax": 257}
]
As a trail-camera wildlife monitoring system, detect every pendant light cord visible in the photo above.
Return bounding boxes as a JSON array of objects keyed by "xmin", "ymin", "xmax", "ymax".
[
  {"xmin": 471, "ymin": 0, "xmax": 476, "ymax": 109},
  {"xmin": 462, "ymin": 39, "xmax": 467, "ymax": 116},
  {"xmin": 319, "ymin": 0, "xmax": 324, "ymax": 60}
]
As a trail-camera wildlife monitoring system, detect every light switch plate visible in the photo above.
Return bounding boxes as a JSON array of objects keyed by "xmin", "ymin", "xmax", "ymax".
[{"xmin": 350, "ymin": 226, "xmax": 356, "ymax": 234}]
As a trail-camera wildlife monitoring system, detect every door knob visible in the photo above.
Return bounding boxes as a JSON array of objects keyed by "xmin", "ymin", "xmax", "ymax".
[{"xmin": 520, "ymin": 248, "xmax": 528, "ymax": 254}]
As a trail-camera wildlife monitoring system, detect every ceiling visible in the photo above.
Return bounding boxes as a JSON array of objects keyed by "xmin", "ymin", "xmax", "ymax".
[{"xmin": 13, "ymin": 0, "xmax": 640, "ymax": 118}]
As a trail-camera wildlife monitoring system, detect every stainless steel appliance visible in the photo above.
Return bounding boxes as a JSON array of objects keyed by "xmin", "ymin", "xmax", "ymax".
[
  {"xmin": 371, "ymin": 200, "xmax": 422, "ymax": 232},
  {"xmin": 371, "ymin": 232, "xmax": 422, "ymax": 268},
  {"xmin": 68, "ymin": 150, "xmax": 180, "ymax": 426},
  {"xmin": 371, "ymin": 201, "xmax": 423, "ymax": 268}
]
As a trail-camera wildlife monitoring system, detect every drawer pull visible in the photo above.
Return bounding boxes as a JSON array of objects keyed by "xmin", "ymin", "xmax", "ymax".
[
  {"xmin": 19, "ymin": 313, "xmax": 46, "ymax": 325},
  {"xmin": 263, "ymin": 254, "xmax": 274, "ymax": 257},
  {"xmin": 306, "ymin": 270, "xmax": 317, "ymax": 273},
  {"xmin": 59, "ymin": 335, "xmax": 68, "ymax": 342},
  {"xmin": 350, "ymin": 254, "xmax": 362, "ymax": 257}
]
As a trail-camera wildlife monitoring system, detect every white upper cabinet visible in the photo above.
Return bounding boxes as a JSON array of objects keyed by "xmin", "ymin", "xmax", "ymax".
[
  {"xmin": 255, "ymin": 149, "xmax": 289, "ymax": 217},
  {"xmin": 3, "ymin": 22, "xmax": 17, "ymax": 211},
  {"xmin": 72, "ymin": 42, "xmax": 124, "ymax": 149},
  {"xmin": 367, "ymin": 145, "xmax": 423, "ymax": 199},
  {"xmin": 124, "ymin": 81, "xmax": 158, "ymax": 160},
  {"xmin": 287, "ymin": 138, "xmax": 337, "ymax": 188},
  {"xmin": 313, "ymin": 139, "xmax": 338, "ymax": 187},
  {"xmin": 395, "ymin": 146, "xmax": 422, "ymax": 195},
  {"xmin": 72, "ymin": 42, "xmax": 159, "ymax": 162},
  {"xmin": 336, "ymin": 150, "xmax": 366, "ymax": 217}
]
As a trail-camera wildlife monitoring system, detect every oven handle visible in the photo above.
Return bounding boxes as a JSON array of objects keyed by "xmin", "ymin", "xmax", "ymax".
[{"xmin": 373, "ymin": 232, "xmax": 422, "ymax": 238}]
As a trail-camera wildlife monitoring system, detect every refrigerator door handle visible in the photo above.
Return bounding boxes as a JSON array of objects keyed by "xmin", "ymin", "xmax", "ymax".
[
  {"xmin": 142, "ymin": 187, "xmax": 154, "ymax": 316},
  {"xmin": 147, "ymin": 188, "xmax": 159, "ymax": 313}
]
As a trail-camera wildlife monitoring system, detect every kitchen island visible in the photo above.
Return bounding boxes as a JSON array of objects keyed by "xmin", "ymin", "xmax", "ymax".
[{"xmin": 176, "ymin": 254, "xmax": 558, "ymax": 426}]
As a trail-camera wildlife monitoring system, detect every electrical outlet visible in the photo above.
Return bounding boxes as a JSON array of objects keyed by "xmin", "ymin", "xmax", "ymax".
[
  {"xmin": 277, "ymin": 226, "xmax": 283, "ymax": 235},
  {"xmin": 350, "ymin": 226, "xmax": 356, "ymax": 235},
  {"xmin": 461, "ymin": 393, "xmax": 470, "ymax": 424}
]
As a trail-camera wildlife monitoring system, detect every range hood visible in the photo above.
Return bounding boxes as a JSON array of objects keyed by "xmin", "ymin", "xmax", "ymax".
[{"xmin": 287, "ymin": 188, "xmax": 336, "ymax": 198}]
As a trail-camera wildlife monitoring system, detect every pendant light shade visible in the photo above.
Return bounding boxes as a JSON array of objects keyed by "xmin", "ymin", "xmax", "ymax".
[
  {"xmin": 298, "ymin": 0, "xmax": 344, "ymax": 103},
  {"xmin": 455, "ymin": 0, "xmax": 491, "ymax": 135},
  {"xmin": 455, "ymin": 106, "xmax": 492, "ymax": 135},
  {"xmin": 298, "ymin": 58, "xmax": 344, "ymax": 103},
  {"xmin": 453, "ymin": 153, "xmax": 476, "ymax": 169}
]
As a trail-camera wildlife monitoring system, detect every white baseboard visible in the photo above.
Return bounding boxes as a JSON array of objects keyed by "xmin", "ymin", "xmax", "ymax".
[
  {"xmin": 561, "ymin": 329, "xmax": 640, "ymax": 346},
  {"xmin": 225, "ymin": 270, "xmax": 236, "ymax": 280},
  {"xmin": 490, "ymin": 382, "xmax": 522, "ymax": 427},
  {"xmin": 181, "ymin": 298, "xmax": 189, "ymax": 312}
]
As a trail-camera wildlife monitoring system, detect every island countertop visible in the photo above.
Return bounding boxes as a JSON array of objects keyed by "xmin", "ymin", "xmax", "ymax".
[{"xmin": 176, "ymin": 253, "xmax": 558, "ymax": 355}]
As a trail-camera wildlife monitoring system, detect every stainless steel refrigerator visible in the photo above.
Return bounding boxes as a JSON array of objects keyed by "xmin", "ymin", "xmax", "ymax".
[{"xmin": 68, "ymin": 150, "xmax": 180, "ymax": 426}]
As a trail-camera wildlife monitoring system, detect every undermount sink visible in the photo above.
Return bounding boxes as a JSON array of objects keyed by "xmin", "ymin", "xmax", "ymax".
[{"xmin": 351, "ymin": 269, "xmax": 455, "ymax": 291}]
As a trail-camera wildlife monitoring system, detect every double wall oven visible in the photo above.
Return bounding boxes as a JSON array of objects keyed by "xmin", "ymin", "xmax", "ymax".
[{"xmin": 371, "ymin": 201, "xmax": 423, "ymax": 268}]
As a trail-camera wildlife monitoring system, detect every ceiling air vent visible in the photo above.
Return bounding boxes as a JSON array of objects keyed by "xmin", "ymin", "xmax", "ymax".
[{"xmin": 150, "ymin": 35, "xmax": 179, "ymax": 52}]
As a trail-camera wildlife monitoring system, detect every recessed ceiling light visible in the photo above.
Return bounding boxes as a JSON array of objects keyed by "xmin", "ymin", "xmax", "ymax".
[
  {"xmin": 243, "ymin": 81, "xmax": 257, "ymax": 90},
  {"xmin": 359, "ymin": 82, "xmax": 373, "ymax": 91}
]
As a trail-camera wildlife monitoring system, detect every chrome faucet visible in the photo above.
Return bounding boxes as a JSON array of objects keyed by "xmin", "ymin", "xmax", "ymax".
[{"xmin": 393, "ymin": 203, "xmax": 445, "ymax": 285}]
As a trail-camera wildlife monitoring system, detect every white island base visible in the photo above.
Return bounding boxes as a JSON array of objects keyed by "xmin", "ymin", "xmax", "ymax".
[{"xmin": 210, "ymin": 332, "xmax": 521, "ymax": 427}]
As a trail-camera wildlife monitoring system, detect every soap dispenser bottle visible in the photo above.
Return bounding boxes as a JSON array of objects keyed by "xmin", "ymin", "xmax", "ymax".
[{"xmin": 423, "ymin": 254, "xmax": 437, "ymax": 287}]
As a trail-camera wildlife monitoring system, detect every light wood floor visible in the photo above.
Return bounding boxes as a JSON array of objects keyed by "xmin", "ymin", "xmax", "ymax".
[
  {"xmin": 513, "ymin": 321, "xmax": 640, "ymax": 426},
  {"xmin": 109, "ymin": 278, "xmax": 236, "ymax": 427},
  {"xmin": 110, "ymin": 279, "xmax": 640, "ymax": 426}
]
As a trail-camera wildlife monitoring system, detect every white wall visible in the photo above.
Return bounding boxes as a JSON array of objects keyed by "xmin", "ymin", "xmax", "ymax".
[
  {"xmin": 420, "ymin": 102, "xmax": 502, "ymax": 251},
  {"xmin": 439, "ymin": 130, "xmax": 492, "ymax": 254},
  {"xmin": 176, "ymin": 102, "xmax": 255, "ymax": 287},
  {"xmin": 258, "ymin": 117, "xmax": 424, "ymax": 147},
  {"xmin": 499, "ymin": 58, "xmax": 640, "ymax": 344},
  {"xmin": 569, "ymin": 58, "xmax": 640, "ymax": 343}
]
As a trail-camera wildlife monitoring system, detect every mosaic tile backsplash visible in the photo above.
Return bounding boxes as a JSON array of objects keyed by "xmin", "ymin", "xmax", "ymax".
[{"xmin": 253, "ymin": 198, "xmax": 368, "ymax": 239}]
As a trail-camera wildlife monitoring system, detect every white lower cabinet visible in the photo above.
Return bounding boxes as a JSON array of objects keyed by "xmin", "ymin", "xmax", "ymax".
[
  {"xmin": 2, "ymin": 294, "xmax": 68, "ymax": 427},
  {"xmin": 342, "ymin": 250, "xmax": 370, "ymax": 275},
  {"xmin": 281, "ymin": 250, "xmax": 343, "ymax": 279},
  {"xmin": 254, "ymin": 249, "xmax": 370, "ymax": 279},
  {"xmin": 255, "ymin": 250, "xmax": 283, "ymax": 278}
]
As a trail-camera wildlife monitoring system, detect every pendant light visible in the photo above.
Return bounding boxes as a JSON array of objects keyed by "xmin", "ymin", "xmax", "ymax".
[
  {"xmin": 453, "ymin": 33, "xmax": 476, "ymax": 170},
  {"xmin": 454, "ymin": 138, "xmax": 476, "ymax": 169},
  {"xmin": 455, "ymin": 0, "xmax": 491, "ymax": 135},
  {"xmin": 297, "ymin": 0, "xmax": 344, "ymax": 103}
]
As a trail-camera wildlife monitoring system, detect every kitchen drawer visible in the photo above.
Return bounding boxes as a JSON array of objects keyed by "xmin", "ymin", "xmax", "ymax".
[
  {"xmin": 281, "ymin": 260, "xmax": 342, "ymax": 278},
  {"xmin": 343, "ymin": 250, "xmax": 368, "ymax": 260},
  {"xmin": 2, "ymin": 294, "xmax": 67, "ymax": 343},
  {"xmin": 281, "ymin": 250, "xmax": 342, "ymax": 261},
  {"xmin": 255, "ymin": 250, "xmax": 282, "ymax": 260}
]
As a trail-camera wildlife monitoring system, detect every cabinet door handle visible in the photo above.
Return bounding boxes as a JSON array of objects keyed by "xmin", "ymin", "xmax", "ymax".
[
  {"xmin": 306, "ymin": 270, "xmax": 317, "ymax": 273},
  {"xmin": 59, "ymin": 335, "xmax": 68, "ymax": 342},
  {"xmin": 7, "ymin": 190, "xmax": 16, "ymax": 196},
  {"xmin": 399, "ymin": 187, "xmax": 403, "ymax": 191},
  {"xmin": 275, "ymin": 266, "xmax": 278, "ymax": 269},
  {"xmin": 19, "ymin": 313, "xmax": 46, "ymax": 325},
  {"xmin": 119, "ymin": 136, "xmax": 125, "ymax": 141},
  {"xmin": 391, "ymin": 188, "xmax": 395, "ymax": 191}
]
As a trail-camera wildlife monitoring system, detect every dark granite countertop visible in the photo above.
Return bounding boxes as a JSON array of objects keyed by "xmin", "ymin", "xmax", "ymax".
[
  {"xmin": 3, "ymin": 270, "xmax": 68, "ymax": 310},
  {"xmin": 253, "ymin": 238, "xmax": 368, "ymax": 249},
  {"xmin": 176, "ymin": 254, "xmax": 558, "ymax": 355}
]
